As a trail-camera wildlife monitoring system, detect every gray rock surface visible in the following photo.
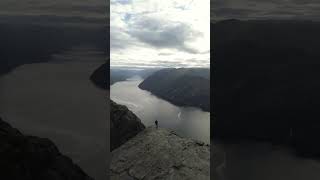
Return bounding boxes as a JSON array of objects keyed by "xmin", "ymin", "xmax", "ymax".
[{"xmin": 110, "ymin": 127, "xmax": 210, "ymax": 180}]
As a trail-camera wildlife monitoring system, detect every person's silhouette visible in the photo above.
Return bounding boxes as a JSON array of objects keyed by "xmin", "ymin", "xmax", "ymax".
[{"xmin": 155, "ymin": 120, "xmax": 158, "ymax": 129}]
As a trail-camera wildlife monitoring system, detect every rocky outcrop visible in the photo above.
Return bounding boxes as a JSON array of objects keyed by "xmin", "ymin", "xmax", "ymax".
[
  {"xmin": 139, "ymin": 68, "xmax": 210, "ymax": 112},
  {"xmin": 90, "ymin": 62, "xmax": 108, "ymax": 89},
  {"xmin": 110, "ymin": 100, "xmax": 145, "ymax": 151},
  {"xmin": 110, "ymin": 127, "xmax": 210, "ymax": 180},
  {"xmin": 0, "ymin": 117, "xmax": 93, "ymax": 180}
]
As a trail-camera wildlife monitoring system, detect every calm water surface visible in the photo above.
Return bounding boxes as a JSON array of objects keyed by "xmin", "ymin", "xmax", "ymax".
[
  {"xmin": 0, "ymin": 62, "xmax": 107, "ymax": 180},
  {"xmin": 110, "ymin": 76, "xmax": 210, "ymax": 144}
]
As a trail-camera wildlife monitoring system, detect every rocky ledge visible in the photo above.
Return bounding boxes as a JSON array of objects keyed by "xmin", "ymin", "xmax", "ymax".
[
  {"xmin": 111, "ymin": 100, "xmax": 145, "ymax": 151},
  {"xmin": 110, "ymin": 127, "xmax": 210, "ymax": 180},
  {"xmin": 0, "ymin": 118, "xmax": 93, "ymax": 180}
]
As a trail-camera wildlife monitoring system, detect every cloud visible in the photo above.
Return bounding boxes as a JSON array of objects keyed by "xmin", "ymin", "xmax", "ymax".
[
  {"xmin": 128, "ymin": 16, "xmax": 203, "ymax": 53},
  {"xmin": 0, "ymin": 0, "xmax": 107, "ymax": 26},
  {"xmin": 111, "ymin": 0, "xmax": 210, "ymax": 68},
  {"xmin": 158, "ymin": 52, "xmax": 173, "ymax": 56}
]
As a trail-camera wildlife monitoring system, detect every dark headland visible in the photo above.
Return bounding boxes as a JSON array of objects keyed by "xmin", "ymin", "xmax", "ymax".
[
  {"xmin": 139, "ymin": 68, "xmax": 210, "ymax": 112},
  {"xmin": 0, "ymin": 117, "xmax": 93, "ymax": 180}
]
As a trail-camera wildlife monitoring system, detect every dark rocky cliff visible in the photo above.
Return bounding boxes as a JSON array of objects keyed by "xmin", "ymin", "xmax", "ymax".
[
  {"xmin": 90, "ymin": 62, "xmax": 108, "ymax": 89},
  {"xmin": 139, "ymin": 68, "xmax": 210, "ymax": 112},
  {"xmin": 0, "ymin": 117, "xmax": 93, "ymax": 180},
  {"xmin": 110, "ymin": 100, "xmax": 145, "ymax": 151}
]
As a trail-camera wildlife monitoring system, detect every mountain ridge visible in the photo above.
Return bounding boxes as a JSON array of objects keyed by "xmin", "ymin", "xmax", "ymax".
[{"xmin": 139, "ymin": 68, "xmax": 210, "ymax": 112}]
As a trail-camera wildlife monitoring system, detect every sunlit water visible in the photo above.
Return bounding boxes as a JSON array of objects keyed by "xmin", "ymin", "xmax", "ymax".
[{"xmin": 110, "ymin": 76, "xmax": 210, "ymax": 144}]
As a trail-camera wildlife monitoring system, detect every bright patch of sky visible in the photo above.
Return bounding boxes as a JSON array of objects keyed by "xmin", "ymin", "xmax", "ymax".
[{"xmin": 111, "ymin": 0, "xmax": 210, "ymax": 68}]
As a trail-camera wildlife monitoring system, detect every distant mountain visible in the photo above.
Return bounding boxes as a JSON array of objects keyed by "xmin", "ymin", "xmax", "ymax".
[
  {"xmin": 213, "ymin": 19, "xmax": 320, "ymax": 156},
  {"xmin": 110, "ymin": 100, "xmax": 145, "ymax": 151},
  {"xmin": 90, "ymin": 66, "xmax": 160, "ymax": 89},
  {"xmin": 0, "ymin": 117, "xmax": 93, "ymax": 180},
  {"xmin": 0, "ymin": 22, "xmax": 107, "ymax": 76},
  {"xmin": 110, "ymin": 68, "xmax": 160, "ymax": 86},
  {"xmin": 139, "ymin": 68, "xmax": 210, "ymax": 112},
  {"xmin": 110, "ymin": 69, "xmax": 133, "ymax": 86}
]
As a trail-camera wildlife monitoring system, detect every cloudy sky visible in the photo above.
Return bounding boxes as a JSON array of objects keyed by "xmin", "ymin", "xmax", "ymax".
[
  {"xmin": 212, "ymin": 0, "xmax": 320, "ymax": 21},
  {"xmin": 110, "ymin": 0, "xmax": 210, "ymax": 69},
  {"xmin": 0, "ymin": 0, "xmax": 106, "ymax": 26}
]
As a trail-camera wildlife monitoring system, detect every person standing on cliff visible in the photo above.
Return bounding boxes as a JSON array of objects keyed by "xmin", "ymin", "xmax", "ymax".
[{"xmin": 155, "ymin": 120, "xmax": 158, "ymax": 129}]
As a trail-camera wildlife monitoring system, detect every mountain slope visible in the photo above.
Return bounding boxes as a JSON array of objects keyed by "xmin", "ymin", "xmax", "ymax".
[
  {"xmin": 139, "ymin": 68, "xmax": 210, "ymax": 112},
  {"xmin": 0, "ymin": 23, "xmax": 107, "ymax": 76},
  {"xmin": 0, "ymin": 117, "xmax": 93, "ymax": 180}
]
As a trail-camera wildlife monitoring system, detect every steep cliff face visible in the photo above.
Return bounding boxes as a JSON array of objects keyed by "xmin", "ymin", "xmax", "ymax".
[
  {"xmin": 139, "ymin": 68, "xmax": 210, "ymax": 112},
  {"xmin": 0, "ymin": 118, "xmax": 93, "ymax": 180},
  {"xmin": 110, "ymin": 100, "xmax": 146, "ymax": 151},
  {"xmin": 110, "ymin": 127, "xmax": 211, "ymax": 180}
]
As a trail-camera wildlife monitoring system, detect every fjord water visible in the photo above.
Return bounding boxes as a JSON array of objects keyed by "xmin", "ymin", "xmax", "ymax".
[
  {"xmin": 110, "ymin": 76, "xmax": 210, "ymax": 144},
  {"xmin": 0, "ymin": 62, "xmax": 107, "ymax": 180}
]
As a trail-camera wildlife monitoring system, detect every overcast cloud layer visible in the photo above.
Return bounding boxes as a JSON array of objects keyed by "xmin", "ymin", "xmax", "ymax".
[
  {"xmin": 0, "ymin": 0, "xmax": 106, "ymax": 26},
  {"xmin": 212, "ymin": 0, "xmax": 320, "ymax": 21},
  {"xmin": 111, "ymin": 0, "xmax": 210, "ymax": 69}
]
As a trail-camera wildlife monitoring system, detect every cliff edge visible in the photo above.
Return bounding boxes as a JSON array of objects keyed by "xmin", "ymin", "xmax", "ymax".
[{"xmin": 111, "ymin": 100, "xmax": 146, "ymax": 151}]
